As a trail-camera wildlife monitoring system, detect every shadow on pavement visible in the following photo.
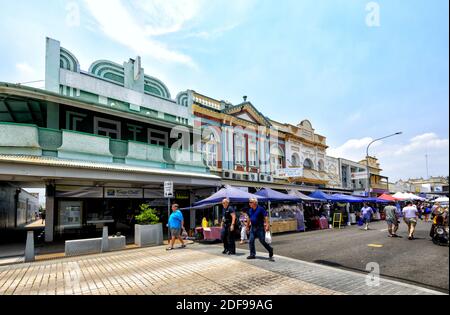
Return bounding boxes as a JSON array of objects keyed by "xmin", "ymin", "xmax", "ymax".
[{"xmin": 314, "ymin": 259, "xmax": 449, "ymax": 294}]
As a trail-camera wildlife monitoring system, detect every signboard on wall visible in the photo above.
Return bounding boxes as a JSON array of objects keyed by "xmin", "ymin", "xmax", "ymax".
[
  {"xmin": 276, "ymin": 168, "xmax": 304, "ymax": 178},
  {"xmin": 164, "ymin": 181, "xmax": 174, "ymax": 198},
  {"xmin": 104, "ymin": 188, "xmax": 143, "ymax": 199},
  {"xmin": 434, "ymin": 186, "xmax": 443, "ymax": 192},
  {"xmin": 351, "ymin": 172, "xmax": 368, "ymax": 180},
  {"xmin": 55, "ymin": 186, "xmax": 103, "ymax": 198}
]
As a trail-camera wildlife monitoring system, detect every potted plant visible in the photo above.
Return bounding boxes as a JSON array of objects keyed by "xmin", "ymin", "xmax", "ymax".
[{"xmin": 134, "ymin": 204, "xmax": 163, "ymax": 247}]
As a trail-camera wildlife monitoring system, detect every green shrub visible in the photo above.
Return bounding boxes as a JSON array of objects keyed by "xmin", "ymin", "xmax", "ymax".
[{"xmin": 135, "ymin": 204, "xmax": 160, "ymax": 225}]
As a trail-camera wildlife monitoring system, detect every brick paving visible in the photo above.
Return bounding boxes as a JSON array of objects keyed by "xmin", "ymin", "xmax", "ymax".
[{"xmin": 0, "ymin": 243, "xmax": 445, "ymax": 295}]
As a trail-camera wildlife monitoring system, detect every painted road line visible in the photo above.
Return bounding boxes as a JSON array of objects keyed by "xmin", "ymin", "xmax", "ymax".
[{"xmin": 368, "ymin": 244, "xmax": 384, "ymax": 248}]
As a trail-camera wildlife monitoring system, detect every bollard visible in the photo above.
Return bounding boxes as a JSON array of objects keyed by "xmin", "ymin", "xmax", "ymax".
[
  {"xmin": 101, "ymin": 226, "xmax": 109, "ymax": 252},
  {"xmin": 25, "ymin": 231, "xmax": 35, "ymax": 262}
]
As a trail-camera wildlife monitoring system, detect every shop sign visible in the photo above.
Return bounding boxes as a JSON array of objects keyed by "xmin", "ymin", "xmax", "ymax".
[
  {"xmin": 276, "ymin": 168, "xmax": 303, "ymax": 178},
  {"xmin": 351, "ymin": 172, "xmax": 368, "ymax": 180},
  {"xmin": 434, "ymin": 186, "xmax": 443, "ymax": 192},
  {"xmin": 104, "ymin": 188, "xmax": 143, "ymax": 199},
  {"xmin": 56, "ymin": 186, "xmax": 103, "ymax": 198},
  {"xmin": 175, "ymin": 191, "xmax": 190, "ymax": 200}
]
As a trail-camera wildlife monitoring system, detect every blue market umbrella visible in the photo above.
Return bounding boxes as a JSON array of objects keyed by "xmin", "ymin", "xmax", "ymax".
[
  {"xmin": 332, "ymin": 194, "xmax": 366, "ymax": 203},
  {"xmin": 255, "ymin": 188, "xmax": 302, "ymax": 226},
  {"xmin": 254, "ymin": 188, "xmax": 301, "ymax": 202},
  {"xmin": 193, "ymin": 186, "xmax": 267, "ymax": 207},
  {"xmin": 309, "ymin": 190, "xmax": 343, "ymax": 202}
]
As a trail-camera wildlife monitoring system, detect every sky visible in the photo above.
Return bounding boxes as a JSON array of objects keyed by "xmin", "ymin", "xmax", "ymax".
[{"xmin": 0, "ymin": 0, "xmax": 448, "ymax": 183}]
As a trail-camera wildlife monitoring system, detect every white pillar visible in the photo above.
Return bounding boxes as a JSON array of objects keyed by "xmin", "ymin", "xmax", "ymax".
[
  {"xmin": 45, "ymin": 193, "xmax": 55, "ymax": 243},
  {"xmin": 101, "ymin": 226, "xmax": 109, "ymax": 252},
  {"xmin": 25, "ymin": 231, "xmax": 35, "ymax": 262}
]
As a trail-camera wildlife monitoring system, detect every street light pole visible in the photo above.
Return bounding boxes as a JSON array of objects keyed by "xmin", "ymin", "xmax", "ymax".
[{"xmin": 365, "ymin": 132, "xmax": 402, "ymax": 197}]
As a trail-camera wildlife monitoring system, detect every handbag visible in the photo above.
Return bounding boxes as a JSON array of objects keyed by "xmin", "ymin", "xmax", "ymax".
[{"xmin": 265, "ymin": 231, "xmax": 272, "ymax": 244}]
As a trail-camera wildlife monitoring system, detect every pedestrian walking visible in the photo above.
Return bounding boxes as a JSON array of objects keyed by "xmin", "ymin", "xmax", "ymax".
[
  {"xmin": 384, "ymin": 202, "xmax": 399, "ymax": 237},
  {"xmin": 246, "ymin": 198, "xmax": 274, "ymax": 260},
  {"xmin": 221, "ymin": 198, "xmax": 237, "ymax": 255},
  {"xmin": 402, "ymin": 201, "xmax": 419, "ymax": 240},
  {"xmin": 360, "ymin": 203, "xmax": 374, "ymax": 230},
  {"xmin": 429, "ymin": 202, "xmax": 444, "ymax": 238},
  {"xmin": 424, "ymin": 203, "xmax": 431, "ymax": 222},
  {"xmin": 239, "ymin": 209, "xmax": 249, "ymax": 244},
  {"xmin": 166, "ymin": 204, "xmax": 186, "ymax": 250}
]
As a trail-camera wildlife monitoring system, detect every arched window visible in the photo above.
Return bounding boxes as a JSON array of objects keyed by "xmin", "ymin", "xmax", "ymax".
[
  {"xmin": 303, "ymin": 158, "xmax": 314, "ymax": 170},
  {"xmin": 318, "ymin": 160, "xmax": 325, "ymax": 172},
  {"xmin": 202, "ymin": 133, "xmax": 218, "ymax": 168},
  {"xmin": 291, "ymin": 153, "xmax": 300, "ymax": 167}
]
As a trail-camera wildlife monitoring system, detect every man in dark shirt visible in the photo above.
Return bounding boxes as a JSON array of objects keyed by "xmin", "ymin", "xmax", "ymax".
[
  {"xmin": 246, "ymin": 197, "xmax": 274, "ymax": 260},
  {"xmin": 221, "ymin": 198, "xmax": 236, "ymax": 255}
]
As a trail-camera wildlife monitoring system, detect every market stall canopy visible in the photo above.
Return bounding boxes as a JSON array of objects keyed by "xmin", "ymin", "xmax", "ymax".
[
  {"xmin": 434, "ymin": 196, "xmax": 449, "ymax": 203},
  {"xmin": 364, "ymin": 197, "xmax": 389, "ymax": 203},
  {"xmin": 331, "ymin": 194, "xmax": 366, "ymax": 203},
  {"xmin": 288, "ymin": 190, "xmax": 322, "ymax": 202},
  {"xmin": 255, "ymin": 188, "xmax": 301, "ymax": 202},
  {"xmin": 193, "ymin": 186, "xmax": 268, "ymax": 206},
  {"xmin": 309, "ymin": 190, "xmax": 343, "ymax": 202},
  {"xmin": 392, "ymin": 192, "xmax": 410, "ymax": 200},
  {"xmin": 393, "ymin": 192, "xmax": 425, "ymax": 201},
  {"xmin": 378, "ymin": 193, "xmax": 400, "ymax": 201},
  {"xmin": 180, "ymin": 202, "xmax": 220, "ymax": 211},
  {"xmin": 405, "ymin": 193, "xmax": 425, "ymax": 201}
]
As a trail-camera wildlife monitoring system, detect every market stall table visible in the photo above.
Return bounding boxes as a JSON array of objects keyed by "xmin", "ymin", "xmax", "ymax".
[{"xmin": 202, "ymin": 227, "xmax": 222, "ymax": 241}]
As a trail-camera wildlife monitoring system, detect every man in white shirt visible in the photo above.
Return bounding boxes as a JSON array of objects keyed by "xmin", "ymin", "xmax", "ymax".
[
  {"xmin": 402, "ymin": 201, "xmax": 419, "ymax": 240},
  {"xmin": 360, "ymin": 203, "xmax": 374, "ymax": 230}
]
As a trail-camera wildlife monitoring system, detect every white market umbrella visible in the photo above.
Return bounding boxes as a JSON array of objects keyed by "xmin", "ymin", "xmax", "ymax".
[{"xmin": 434, "ymin": 197, "xmax": 449, "ymax": 203}]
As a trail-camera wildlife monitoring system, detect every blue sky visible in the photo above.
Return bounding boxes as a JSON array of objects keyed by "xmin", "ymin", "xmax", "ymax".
[{"xmin": 0, "ymin": 0, "xmax": 448, "ymax": 182}]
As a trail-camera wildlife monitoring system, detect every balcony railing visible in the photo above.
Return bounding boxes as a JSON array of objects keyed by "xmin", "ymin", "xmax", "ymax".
[{"xmin": 0, "ymin": 122, "xmax": 207, "ymax": 172}]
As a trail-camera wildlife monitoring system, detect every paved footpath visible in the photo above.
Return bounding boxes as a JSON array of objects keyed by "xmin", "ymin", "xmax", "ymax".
[{"xmin": 0, "ymin": 243, "xmax": 445, "ymax": 295}]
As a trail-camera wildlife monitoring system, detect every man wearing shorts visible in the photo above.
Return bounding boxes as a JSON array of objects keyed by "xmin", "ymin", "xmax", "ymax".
[
  {"xmin": 167, "ymin": 204, "xmax": 186, "ymax": 250},
  {"xmin": 360, "ymin": 203, "xmax": 373, "ymax": 230},
  {"xmin": 384, "ymin": 202, "xmax": 399, "ymax": 237},
  {"xmin": 402, "ymin": 201, "xmax": 419, "ymax": 240}
]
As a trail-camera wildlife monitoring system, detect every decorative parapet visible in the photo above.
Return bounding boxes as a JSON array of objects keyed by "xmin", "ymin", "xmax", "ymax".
[
  {"xmin": 0, "ymin": 122, "xmax": 209, "ymax": 173},
  {"xmin": 58, "ymin": 130, "xmax": 113, "ymax": 163},
  {"xmin": 0, "ymin": 123, "xmax": 42, "ymax": 156},
  {"xmin": 45, "ymin": 37, "xmax": 192, "ymax": 126}
]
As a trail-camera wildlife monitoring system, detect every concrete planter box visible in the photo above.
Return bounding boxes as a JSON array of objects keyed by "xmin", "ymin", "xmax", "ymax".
[
  {"xmin": 135, "ymin": 223, "xmax": 163, "ymax": 247},
  {"xmin": 65, "ymin": 236, "xmax": 126, "ymax": 257}
]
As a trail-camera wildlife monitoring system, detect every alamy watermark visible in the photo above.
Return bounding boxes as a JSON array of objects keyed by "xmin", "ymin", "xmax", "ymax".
[
  {"xmin": 365, "ymin": 262, "xmax": 380, "ymax": 287},
  {"xmin": 366, "ymin": 2, "xmax": 381, "ymax": 27},
  {"xmin": 66, "ymin": 1, "xmax": 80, "ymax": 27}
]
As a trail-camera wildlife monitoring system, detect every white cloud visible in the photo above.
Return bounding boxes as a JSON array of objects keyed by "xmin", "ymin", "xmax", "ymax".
[
  {"xmin": 185, "ymin": 23, "xmax": 240, "ymax": 40},
  {"xmin": 346, "ymin": 111, "xmax": 362, "ymax": 123},
  {"xmin": 131, "ymin": 0, "xmax": 203, "ymax": 36},
  {"xmin": 83, "ymin": 0, "xmax": 196, "ymax": 67},
  {"xmin": 327, "ymin": 137, "xmax": 382, "ymax": 162},
  {"xmin": 329, "ymin": 133, "xmax": 449, "ymax": 181},
  {"xmin": 16, "ymin": 63, "xmax": 36, "ymax": 79}
]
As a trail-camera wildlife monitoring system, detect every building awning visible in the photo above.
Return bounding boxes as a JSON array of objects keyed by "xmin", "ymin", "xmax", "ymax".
[{"xmin": 0, "ymin": 154, "xmax": 221, "ymax": 187}]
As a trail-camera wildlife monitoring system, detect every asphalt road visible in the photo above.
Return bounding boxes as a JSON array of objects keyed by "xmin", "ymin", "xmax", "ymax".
[{"xmin": 237, "ymin": 220, "xmax": 449, "ymax": 293}]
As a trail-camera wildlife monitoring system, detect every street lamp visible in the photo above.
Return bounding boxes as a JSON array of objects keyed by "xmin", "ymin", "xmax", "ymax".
[{"xmin": 366, "ymin": 132, "xmax": 402, "ymax": 197}]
